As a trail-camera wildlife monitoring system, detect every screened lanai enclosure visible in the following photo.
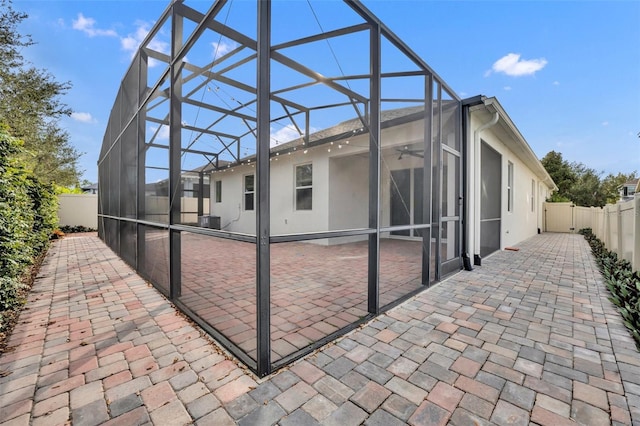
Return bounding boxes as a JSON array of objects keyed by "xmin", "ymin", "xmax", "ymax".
[{"xmin": 98, "ymin": 0, "xmax": 463, "ymax": 377}]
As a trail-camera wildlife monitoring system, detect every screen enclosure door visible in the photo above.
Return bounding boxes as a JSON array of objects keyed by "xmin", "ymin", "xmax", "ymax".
[{"xmin": 480, "ymin": 142, "xmax": 501, "ymax": 257}]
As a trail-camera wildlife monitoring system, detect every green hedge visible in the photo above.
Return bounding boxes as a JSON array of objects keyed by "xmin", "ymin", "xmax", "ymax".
[
  {"xmin": 580, "ymin": 228, "xmax": 640, "ymax": 350},
  {"xmin": 59, "ymin": 225, "xmax": 96, "ymax": 234},
  {"xmin": 0, "ymin": 126, "xmax": 57, "ymax": 315}
]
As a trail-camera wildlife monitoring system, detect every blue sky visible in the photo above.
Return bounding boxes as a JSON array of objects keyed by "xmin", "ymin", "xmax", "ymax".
[{"xmin": 16, "ymin": 0, "xmax": 640, "ymax": 183}]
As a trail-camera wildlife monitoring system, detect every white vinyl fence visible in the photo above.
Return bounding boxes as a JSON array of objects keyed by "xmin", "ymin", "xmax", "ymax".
[
  {"xmin": 58, "ymin": 194, "xmax": 212, "ymax": 230},
  {"xmin": 143, "ymin": 196, "xmax": 210, "ymax": 224},
  {"xmin": 58, "ymin": 194, "xmax": 98, "ymax": 229},
  {"xmin": 543, "ymin": 194, "xmax": 640, "ymax": 273}
]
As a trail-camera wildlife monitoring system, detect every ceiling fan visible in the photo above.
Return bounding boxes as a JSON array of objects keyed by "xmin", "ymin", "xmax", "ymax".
[{"xmin": 396, "ymin": 146, "xmax": 424, "ymax": 160}]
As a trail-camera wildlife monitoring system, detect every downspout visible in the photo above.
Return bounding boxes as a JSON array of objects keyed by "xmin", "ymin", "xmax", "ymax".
[{"xmin": 471, "ymin": 111, "xmax": 499, "ymax": 266}]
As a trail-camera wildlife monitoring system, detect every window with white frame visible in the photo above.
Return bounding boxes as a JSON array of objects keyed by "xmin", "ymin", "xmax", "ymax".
[
  {"xmin": 244, "ymin": 174, "xmax": 254, "ymax": 211},
  {"xmin": 531, "ymin": 179, "xmax": 535, "ymax": 212},
  {"xmin": 295, "ymin": 163, "xmax": 312, "ymax": 210},
  {"xmin": 507, "ymin": 161, "xmax": 514, "ymax": 212},
  {"xmin": 215, "ymin": 180, "xmax": 222, "ymax": 203}
]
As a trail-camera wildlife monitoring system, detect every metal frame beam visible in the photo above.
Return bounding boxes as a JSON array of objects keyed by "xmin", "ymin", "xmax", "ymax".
[
  {"xmin": 137, "ymin": 51, "xmax": 148, "ymax": 267},
  {"xmin": 367, "ymin": 22, "xmax": 381, "ymax": 315},
  {"xmin": 256, "ymin": 0, "xmax": 271, "ymax": 378},
  {"xmin": 272, "ymin": 23, "xmax": 370, "ymax": 50},
  {"xmin": 433, "ymin": 83, "xmax": 443, "ymax": 281},
  {"xmin": 346, "ymin": 0, "xmax": 460, "ymax": 101},
  {"xmin": 168, "ymin": 5, "xmax": 183, "ymax": 299},
  {"xmin": 423, "ymin": 74, "xmax": 434, "ymax": 284},
  {"xmin": 97, "ymin": 0, "xmax": 468, "ymax": 379}
]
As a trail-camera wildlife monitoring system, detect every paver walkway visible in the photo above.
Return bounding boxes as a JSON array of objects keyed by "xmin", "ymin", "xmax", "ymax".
[{"xmin": 1, "ymin": 232, "xmax": 639, "ymax": 425}]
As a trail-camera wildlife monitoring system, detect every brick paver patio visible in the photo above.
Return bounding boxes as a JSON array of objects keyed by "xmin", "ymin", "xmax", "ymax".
[
  {"xmin": 177, "ymin": 233, "xmax": 426, "ymax": 362},
  {"xmin": 1, "ymin": 232, "xmax": 639, "ymax": 425}
]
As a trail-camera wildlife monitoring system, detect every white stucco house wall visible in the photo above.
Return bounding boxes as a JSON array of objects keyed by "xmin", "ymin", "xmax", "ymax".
[
  {"xmin": 207, "ymin": 106, "xmax": 441, "ymax": 240},
  {"xmin": 203, "ymin": 95, "xmax": 556, "ymax": 265},
  {"xmin": 463, "ymin": 96, "xmax": 556, "ymax": 264}
]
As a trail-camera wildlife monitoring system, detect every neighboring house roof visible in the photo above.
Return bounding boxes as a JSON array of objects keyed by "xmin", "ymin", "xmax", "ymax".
[
  {"xmin": 617, "ymin": 178, "xmax": 639, "ymax": 193},
  {"xmin": 81, "ymin": 183, "xmax": 98, "ymax": 192},
  {"xmin": 462, "ymin": 95, "xmax": 558, "ymax": 191},
  {"xmin": 190, "ymin": 160, "xmax": 231, "ymax": 174},
  {"xmin": 618, "ymin": 178, "xmax": 638, "ymax": 201}
]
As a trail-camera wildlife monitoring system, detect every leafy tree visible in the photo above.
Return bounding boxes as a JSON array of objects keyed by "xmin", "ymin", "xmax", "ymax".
[
  {"xmin": 569, "ymin": 163, "xmax": 606, "ymax": 207},
  {"xmin": 0, "ymin": 0, "xmax": 82, "ymax": 186},
  {"xmin": 0, "ymin": 0, "xmax": 28, "ymax": 69},
  {"xmin": 542, "ymin": 150, "xmax": 637, "ymax": 207},
  {"xmin": 29, "ymin": 124, "xmax": 80, "ymax": 185},
  {"xmin": 546, "ymin": 191, "xmax": 572, "ymax": 203},
  {"xmin": 54, "ymin": 185, "xmax": 83, "ymax": 195},
  {"xmin": 541, "ymin": 151, "xmax": 576, "ymax": 197}
]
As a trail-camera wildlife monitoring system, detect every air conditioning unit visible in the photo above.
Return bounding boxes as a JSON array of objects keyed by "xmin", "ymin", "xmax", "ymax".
[{"xmin": 198, "ymin": 215, "xmax": 220, "ymax": 230}]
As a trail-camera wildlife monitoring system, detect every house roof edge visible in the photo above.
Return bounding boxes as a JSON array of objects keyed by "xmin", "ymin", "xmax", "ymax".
[{"xmin": 469, "ymin": 96, "xmax": 558, "ymax": 191}]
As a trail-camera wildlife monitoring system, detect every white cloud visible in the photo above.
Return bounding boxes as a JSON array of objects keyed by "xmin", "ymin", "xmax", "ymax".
[
  {"xmin": 270, "ymin": 124, "xmax": 302, "ymax": 147},
  {"xmin": 486, "ymin": 53, "xmax": 547, "ymax": 77},
  {"xmin": 553, "ymin": 81, "xmax": 560, "ymax": 86},
  {"xmin": 72, "ymin": 13, "xmax": 117, "ymax": 37},
  {"xmin": 602, "ymin": 121, "xmax": 609, "ymax": 126},
  {"xmin": 71, "ymin": 112, "xmax": 97, "ymax": 123},
  {"xmin": 503, "ymin": 86, "xmax": 512, "ymax": 91},
  {"xmin": 150, "ymin": 125, "xmax": 170, "ymax": 140},
  {"xmin": 212, "ymin": 40, "xmax": 238, "ymax": 60},
  {"xmin": 71, "ymin": 14, "xmax": 168, "ymax": 69},
  {"xmin": 148, "ymin": 38, "xmax": 169, "ymax": 55},
  {"xmin": 121, "ymin": 21, "xmax": 150, "ymax": 55},
  {"xmin": 121, "ymin": 21, "xmax": 169, "ymax": 66},
  {"xmin": 121, "ymin": 35, "xmax": 139, "ymax": 53}
]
